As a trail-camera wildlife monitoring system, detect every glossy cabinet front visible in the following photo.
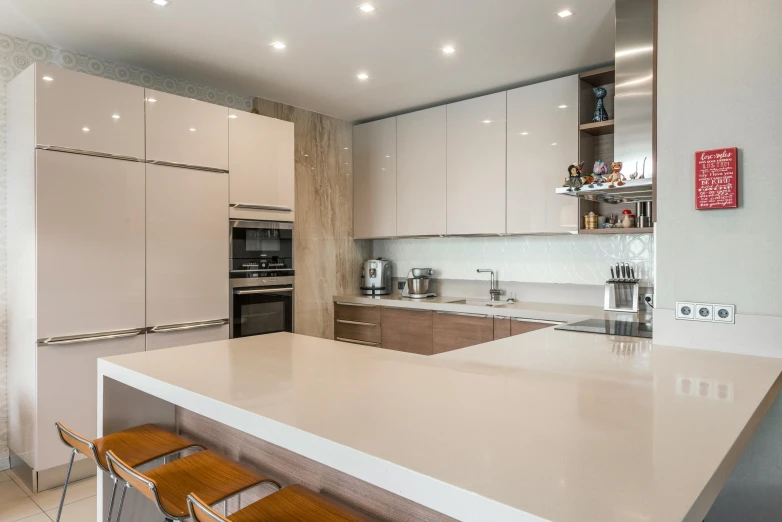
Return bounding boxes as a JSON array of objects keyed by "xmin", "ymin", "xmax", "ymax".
[
  {"xmin": 396, "ymin": 107, "xmax": 447, "ymax": 237},
  {"xmin": 36, "ymin": 150, "xmax": 146, "ymax": 339},
  {"xmin": 228, "ymin": 110, "xmax": 295, "ymax": 221},
  {"xmin": 145, "ymin": 89, "xmax": 229, "ymax": 170},
  {"xmin": 446, "ymin": 92, "xmax": 507, "ymax": 235},
  {"xmin": 35, "ymin": 63, "xmax": 145, "ymax": 159},
  {"xmin": 146, "ymin": 164, "xmax": 229, "ymax": 329},
  {"xmin": 353, "ymin": 118, "xmax": 397, "ymax": 238},
  {"xmin": 507, "ymin": 75, "xmax": 578, "ymax": 234}
]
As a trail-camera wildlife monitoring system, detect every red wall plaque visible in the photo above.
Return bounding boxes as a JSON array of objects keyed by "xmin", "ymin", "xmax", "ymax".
[{"xmin": 695, "ymin": 147, "xmax": 738, "ymax": 210}]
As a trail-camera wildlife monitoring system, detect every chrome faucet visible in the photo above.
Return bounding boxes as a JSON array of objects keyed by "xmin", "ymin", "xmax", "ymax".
[{"xmin": 477, "ymin": 269, "xmax": 502, "ymax": 301}]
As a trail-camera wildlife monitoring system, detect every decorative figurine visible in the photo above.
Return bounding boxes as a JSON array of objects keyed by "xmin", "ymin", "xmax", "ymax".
[
  {"xmin": 629, "ymin": 161, "xmax": 639, "ymax": 180},
  {"xmin": 638, "ymin": 157, "xmax": 648, "ymax": 179},
  {"xmin": 607, "ymin": 161, "xmax": 625, "ymax": 188},
  {"xmin": 563, "ymin": 162, "xmax": 584, "ymax": 192},
  {"xmin": 592, "ymin": 87, "xmax": 610, "ymax": 122},
  {"xmin": 592, "ymin": 159, "xmax": 608, "ymax": 185}
]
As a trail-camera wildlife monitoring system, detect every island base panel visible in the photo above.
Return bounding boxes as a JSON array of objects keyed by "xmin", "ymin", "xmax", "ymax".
[{"xmin": 176, "ymin": 407, "xmax": 457, "ymax": 522}]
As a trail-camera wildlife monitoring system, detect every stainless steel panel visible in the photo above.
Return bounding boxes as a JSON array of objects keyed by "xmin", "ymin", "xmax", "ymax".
[
  {"xmin": 615, "ymin": 0, "xmax": 655, "ymax": 179},
  {"xmin": 230, "ymin": 276, "xmax": 295, "ymax": 289},
  {"xmin": 230, "ymin": 219, "xmax": 294, "ymax": 230},
  {"xmin": 234, "ymin": 287, "xmax": 293, "ymax": 295}
]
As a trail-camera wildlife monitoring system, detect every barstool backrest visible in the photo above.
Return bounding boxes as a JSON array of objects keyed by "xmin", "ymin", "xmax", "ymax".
[
  {"xmin": 105, "ymin": 450, "xmax": 164, "ymax": 511},
  {"xmin": 187, "ymin": 493, "xmax": 229, "ymax": 522},
  {"xmin": 55, "ymin": 422, "xmax": 101, "ymax": 468}
]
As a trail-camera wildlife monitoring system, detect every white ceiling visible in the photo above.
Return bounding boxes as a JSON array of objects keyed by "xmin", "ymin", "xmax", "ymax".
[{"xmin": 0, "ymin": 0, "xmax": 615, "ymax": 121}]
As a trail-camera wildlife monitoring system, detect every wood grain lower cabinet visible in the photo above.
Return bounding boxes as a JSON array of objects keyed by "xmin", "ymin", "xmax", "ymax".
[
  {"xmin": 494, "ymin": 317, "xmax": 511, "ymax": 340},
  {"xmin": 334, "ymin": 302, "xmax": 381, "ymax": 346},
  {"xmin": 380, "ymin": 307, "xmax": 433, "ymax": 355},
  {"xmin": 433, "ymin": 312, "xmax": 494, "ymax": 354},
  {"xmin": 511, "ymin": 319, "xmax": 559, "ymax": 336},
  {"xmin": 334, "ymin": 302, "xmax": 380, "ymax": 324}
]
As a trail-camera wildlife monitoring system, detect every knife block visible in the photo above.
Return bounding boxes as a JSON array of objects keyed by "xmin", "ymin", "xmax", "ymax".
[{"xmin": 604, "ymin": 282, "xmax": 640, "ymax": 313}]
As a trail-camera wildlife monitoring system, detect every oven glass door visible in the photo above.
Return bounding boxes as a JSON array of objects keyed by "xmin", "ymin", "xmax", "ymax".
[
  {"xmin": 232, "ymin": 286, "xmax": 293, "ymax": 338},
  {"xmin": 231, "ymin": 221, "xmax": 293, "ymax": 265}
]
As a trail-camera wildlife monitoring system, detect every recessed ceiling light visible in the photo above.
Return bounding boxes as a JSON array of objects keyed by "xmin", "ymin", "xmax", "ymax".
[
  {"xmin": 229, "ymin": 114, "xmax": 238, "ymax": 119},
  {"xmin": 358, "ymin": 3, "xmax": 375, "ymax": 13},
  {"xmin": 42, "ymin": 76, "xmax": 53, "ymax": 82},
  {"xmin": 189, "ymin": 128, "xmax": 196, "ymax": 132},
  {"xmin": 112, "ymin": 114, "xmax": 120, "ymax": 119},
  {"xmin": 271, "ymin": 41, "xmax": 286, "ymax": 50},
  {"xmin": 557, "ymin": 9, "xmax": 573, "ymax": 17},
  {"xmin": 357, "ymin": 72, "xmax": 369, "ymax": 81},
  {"xmin": 482, "ymin": 120, "xmax": 492, "ymax": 124},
  {"xmin": 151, "ymin": 0, "xmax": 170, "ymax": 6},
  {"xmin": 147, "ymin": 98, "xmax": 157, "ymax": 103},
  {"xmin": 82, "ymin": 127, "xmax": 90, "ymax": 132},
  {"xmin": 442, "ymin": 46, "xmax": 456, "ymax": 55},
  {"xmin": 521, "ymin": 132, "xmax": 529, "ymax": 135},
  {"xmin": 558, "ymin": 104, "xmax": 568, "ymax": 109}
]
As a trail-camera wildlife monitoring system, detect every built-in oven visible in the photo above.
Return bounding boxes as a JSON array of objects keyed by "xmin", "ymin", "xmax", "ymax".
[{"xmin": 230, "ymin": 220, "xmax": 294, "ymax": 338}]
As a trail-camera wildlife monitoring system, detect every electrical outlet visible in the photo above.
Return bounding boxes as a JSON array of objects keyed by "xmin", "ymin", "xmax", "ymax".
[
  {"xmin": 713, "ymin": 304, "xmax": 735, "ymax": 324},
  {"xmin": 676, "ymin": 302, "xmax": 695, "ymax": 320},
  {"xmin": 694, "ymin": 304, "xmax": 714, "ymax": 321},
  {"xmin": 397, "ymin": 281, "xmax": 406, "ymax": 290}
]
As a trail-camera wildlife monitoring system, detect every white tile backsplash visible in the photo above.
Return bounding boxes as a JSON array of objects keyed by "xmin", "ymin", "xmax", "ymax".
[{"xmin": 373, "ymin": 234, "xmax": 655, "ymax": 286}]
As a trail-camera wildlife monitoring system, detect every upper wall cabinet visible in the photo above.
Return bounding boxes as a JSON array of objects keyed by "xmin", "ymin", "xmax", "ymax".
[
  {"xmin": 35, "ymin": 63, "xmax": 145, "ymax": 160},
  {"xmin": 145, "ymin": 89, "xmax": 229, "ymax": 171},
  {"xmin": 354, "ymin": 118, "xmax": 397, "ymax": 239},
  {"xmin": 446, "ymin": 92, "xmax": 507, "ymax": 235},
  {"xmin": 507, "ymin": 75, "xmax": 578, "ymax": 234},
  {"xmin": 396, "ymin": 106, "xmax": 447, "ymax": 237},
  {"xmin": 229, "ymin": 110, "xmax": 295, "ymax": 221}
]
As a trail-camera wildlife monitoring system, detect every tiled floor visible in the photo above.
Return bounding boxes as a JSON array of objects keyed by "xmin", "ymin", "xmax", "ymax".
[{"xmin": 0, "ymin": 470, "xmax": 97, "ymax": 522}]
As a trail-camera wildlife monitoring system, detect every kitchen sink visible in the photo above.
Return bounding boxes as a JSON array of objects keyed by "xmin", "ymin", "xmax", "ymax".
[{"xmin": 448, "ymin": 299, "xmax": 508, "ymax": 308}]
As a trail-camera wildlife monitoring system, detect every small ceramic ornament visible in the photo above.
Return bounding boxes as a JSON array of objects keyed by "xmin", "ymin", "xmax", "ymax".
[
  {"xmin": 592, "ymin": 159, "xmax": 608, "ymax": 185},
  {"xmin": 629, "ymin": 162, "xmax": 639, "ymax": 180},
  {"xmin": 607, "ymin": 161, "xmax": 625, "ymax": 188},
  {"xmin": 564, "ymin": 162, "xmax": 584, "ymax": 192},
  {"xmin": 592, "ymin": 87, "xmax": 610, "ymax": 122}
]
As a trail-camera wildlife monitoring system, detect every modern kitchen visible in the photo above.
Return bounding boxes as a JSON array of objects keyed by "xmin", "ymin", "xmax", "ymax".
[{"xmin": 0, "ymin": 0, "xmax": 780, "ymax": 521}]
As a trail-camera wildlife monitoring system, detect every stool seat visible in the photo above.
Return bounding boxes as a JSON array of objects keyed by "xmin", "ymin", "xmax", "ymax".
[
  {"xmin": 94, "ymin": 424, "xmax": 198, "ymax": 470},
  {"xmin": 132, "ymin": 450, "xmax": 277, "ymax": 519},
  {"xmin": 229, "ymin": 485, "xmax": 373, "ymax": 522}
]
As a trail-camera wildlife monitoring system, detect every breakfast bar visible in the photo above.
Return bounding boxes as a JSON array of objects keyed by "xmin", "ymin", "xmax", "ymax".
[{"xmin": 97, "ymin": 331, "xmax": 782, "ymax": 522}]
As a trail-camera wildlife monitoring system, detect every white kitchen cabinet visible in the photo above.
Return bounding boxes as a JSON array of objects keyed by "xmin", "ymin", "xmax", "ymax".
[
  {"xmin": 34, "ymin": 63, "xmax": 145, "ymax": 159},
  {"xmin": 353, "ymin": 118, "xmax": 397, "ymax": 238},
  {"xmin": 36, "ymin": 150, "xmax": 146, "ymax": 339},
  {"xmin": 446, "ymin": 92, "xmax": 507, "ymax": 235},
  {"xmin": 396, "ymin": 107, "xmax": 447, "ymax": 236},
  {"xmin": 507, "ymin": 76, "xmax": 578, "ymax": 234},
  {"xmin": 145, "ymin": 89, "xmax": 229, "ymax": 171},
  {"xmin": 146, "ymin": 164, "xmax": 229, "ymax": 332},
  {"xmin": 228, "ymin": 109, "xmax": 295, "ymax": 221}
]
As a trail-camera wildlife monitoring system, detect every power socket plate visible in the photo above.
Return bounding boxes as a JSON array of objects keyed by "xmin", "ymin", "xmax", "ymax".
[
  {"xmin": 695, "ymin": 304, "xmax": 714, "ymax": 321},
  {"xmin": 713, "ymin": 304, "xmax": 736, "ymax": 323},
  {"xmin": 676, "ymin": 302, "xmax": 696, "ymax": 320}
]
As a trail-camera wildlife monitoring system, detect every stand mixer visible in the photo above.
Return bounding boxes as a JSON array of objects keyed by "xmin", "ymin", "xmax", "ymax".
[{"xmin": 401, "ymin": 268, "xmax": 437, "ymax": 299}]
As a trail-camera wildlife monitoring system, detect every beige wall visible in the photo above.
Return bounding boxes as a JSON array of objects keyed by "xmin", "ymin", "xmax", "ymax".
[{"xmin": 253, "ymin": 98, "xmax": 370, "ymax": 339}]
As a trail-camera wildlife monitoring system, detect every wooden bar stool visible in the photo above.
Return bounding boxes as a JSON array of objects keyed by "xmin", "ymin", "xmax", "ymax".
[
  {"xmin": 55, "ymin": 421, "xmax": 203, "ymax": 522},
  {"xmin": 106, "ymin": 448, "xmax": 282, "ymax": 521},
  {"xmin": 187, "ymin": 485, "xmax": 374, "ymax": 521}
]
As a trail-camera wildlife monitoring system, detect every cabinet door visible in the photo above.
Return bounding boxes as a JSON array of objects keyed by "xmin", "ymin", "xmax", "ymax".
[
  {"xmin": 446, "ymin": 92, "xmax": 507, "ymax": 235},
  {"xmin": 380, "ymin": 307, "xmax": 433, "ymax": 355},
  {"xmin": 35, "ymin": 63, "xmax": 145, "ymax": 159},
  {"xmin": 494, "ymin": 317, "xmax": 511, "ymax": 340},
  {"xmin": 145, "ymin": 89, "xmax": 228, "ymax": 170},
  {"xmin": 353, "ymin": 118, "xmax": 396, "ymax": 238},
  {"xmin": 37, "ymin": 334, "xmax": 145, "ymax": 470},
  {"xmin": 433, "ymin": 312, "xmax": 494, "ymax": 354},
  {"xmin": 36, "ymin": 150, "xmax": 146, "ymax": 338},
  {"xmin": 511, "ymin": 319, "xmax": 557, "ymax": 336},
  {"xmin": 507, "ymin": 76, "xmax": 578, "ymax": 234},
  {"xmin": 396, "ymin": 107, "xmax": 447, "ymax": 236},
  {"xmin": 229, "ymin": 110, "xmax": 295, "ymax": 222},
  {"xmin": 146, "ymin": 164, "xmax": 229, "ymax": 329}
]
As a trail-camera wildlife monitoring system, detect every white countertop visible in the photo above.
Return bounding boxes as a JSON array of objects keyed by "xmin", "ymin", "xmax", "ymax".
[{"xmin": 99, "ymin": 331, "xmax": 782, "ymax": 522}]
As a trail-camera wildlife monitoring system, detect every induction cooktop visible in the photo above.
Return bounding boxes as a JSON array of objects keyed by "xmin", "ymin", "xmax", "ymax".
[{"xmin": 555, "ymin": 319, "xmax": 653, "ymax": 339}]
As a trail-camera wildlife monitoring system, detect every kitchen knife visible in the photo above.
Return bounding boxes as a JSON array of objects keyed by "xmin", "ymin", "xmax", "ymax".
[
  {"xmin": 610, "ymin": 266, "xmax": 616, "ymax": 281},
  {"xmin": 616, "ymin": 263, "xmax": 621, "ymax": 282},
  {"xmin": 631, "ymin": 266, "xmax": 636, "ymax": 281},
  {"xmin": 620, "ymin": 263, "xmax": 626, "ymax": 281}
]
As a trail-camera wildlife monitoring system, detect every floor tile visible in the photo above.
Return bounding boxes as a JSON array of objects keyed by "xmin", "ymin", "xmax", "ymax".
[
  {"xmin": 6, "ymin": 471, "xmax": 34, "ymax": 497},
  {"xmin": 0, "ymin": 471, "xmax": 12, "ymax": 484},
  {"xmin": 29, "ymin": 477, "xmax": 97, "ymax": 512},
  {"xmin": 44, "ymin": 496, "xmax": 96, "ymax": 522},
  {"xmin": 15, "ymin": 515, "xmax": 51, "ymax": 522},
  {"xmin": 0, "ymin": 481, "xmax": 44, "ymax": 522}
]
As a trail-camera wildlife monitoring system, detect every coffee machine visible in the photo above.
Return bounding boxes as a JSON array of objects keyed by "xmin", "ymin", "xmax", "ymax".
[
  {"xmin": 401, "ymin": 268, "xmax": 437, "ymax": 299},
  {"xmin": 361, "ymin": 258, "xmax": 392, "ymax": 296}
]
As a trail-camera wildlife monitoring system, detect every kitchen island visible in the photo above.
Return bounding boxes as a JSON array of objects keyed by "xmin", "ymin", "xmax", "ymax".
[{"xmin": 97, "ymin": 331, "xmax": 782, "ymax": 522}]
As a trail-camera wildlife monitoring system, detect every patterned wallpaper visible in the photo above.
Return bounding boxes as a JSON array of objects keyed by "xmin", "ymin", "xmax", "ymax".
[
  {"xmin": 373, "ymin": 233, "xmax": 656, "ymax": 286},
  {"xmin": 0, "ymin": 32, "xmax": 254, "ymax": 468}
]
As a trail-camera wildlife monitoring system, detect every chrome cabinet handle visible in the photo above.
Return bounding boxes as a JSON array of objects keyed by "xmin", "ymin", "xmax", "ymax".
[
  {"xmin": 512, "ymin": 318, "xmax": 563, "ymax": 325},
  {"xmin": 36, "ymin": 145, "xmax": 143, "ymax": 163},
  {"xmin": 235, "ymin": 287, "xmax": 293, "ymax": 295},
  {"xmin": 436, "ymin": 311, "xmax": 489, "ymax": 318},
  {"xmin": 230, "ymin": 203, "xmax": 292, "ymax": 212},
  {"xmin": 335, "ymin": 302, "xmax": 377, "ymax": 308},
  {"xmin": 336, "ymin": 319, "xmax": 378, "ymax": 327},
  {"xmin": 150, "ymin": 319, "xmax": 228, "ymax": 333},
  {"xmin": 39, "ymin": 328, "xmax": 144, "ymax": 346},
  {"xmin": 336, "ymin": 338, "xmax": 379, "ymax": 346},
  {"xmin": 147, "ymin": 159, "xmax": 228, "ymax": 173}
]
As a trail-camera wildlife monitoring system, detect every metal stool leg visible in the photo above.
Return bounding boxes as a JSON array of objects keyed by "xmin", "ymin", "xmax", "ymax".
[
  {"xmin": 114, "ymin": 483, "xmax": 129, "ymax": 522},
  {"xmin": 55, "ymin": 449, "xmax": 77, "ymax": 522},
  {"xmin": 105, "ymin": 478, "xmax": 118, "ymax": 522}
]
